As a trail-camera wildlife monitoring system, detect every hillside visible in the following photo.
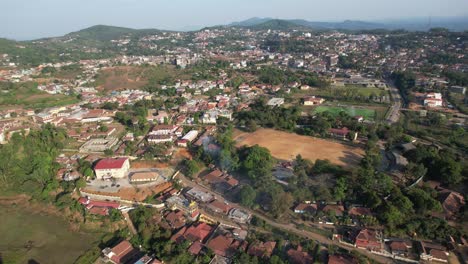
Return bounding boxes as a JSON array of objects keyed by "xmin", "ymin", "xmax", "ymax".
[
  {"xmin": 65, "ymin": 25, "xmax": 163, "ymax": 41},
  {"xmin": 244, "ymin": 19, "xmax": 310, "ymax": 31}
]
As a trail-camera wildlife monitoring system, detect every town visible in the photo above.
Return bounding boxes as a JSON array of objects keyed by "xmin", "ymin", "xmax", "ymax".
[{"xmin": 0, "ymin": 16, "xmax": 467, "ymax": 264}]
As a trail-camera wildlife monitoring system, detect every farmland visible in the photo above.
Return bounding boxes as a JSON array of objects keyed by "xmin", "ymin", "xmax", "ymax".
[{"xmin": 234, "ymin": 128, "xmax": 364, "ymax": 167}]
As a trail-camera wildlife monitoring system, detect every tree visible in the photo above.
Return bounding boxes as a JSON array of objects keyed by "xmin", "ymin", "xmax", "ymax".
[
  {"xmin": 183, "ymin": 159, "xmax": 200, "ymax": 178},
  {"xmin": 238, "ymin": 185, "xmax": 256, "ymax": 207},
  {"xmin": 242, "ymin": 145, "xmax": 275, "ymax": 185}
]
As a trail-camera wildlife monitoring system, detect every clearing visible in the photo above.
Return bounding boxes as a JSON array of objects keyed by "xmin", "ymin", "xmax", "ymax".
[
  {"xmin": 0, "ymin": 204, "xmax": 100, "ymax": 264},
  {"xmin": 234, "ymin": 128, "xmax": 363, "ymax": 167}
]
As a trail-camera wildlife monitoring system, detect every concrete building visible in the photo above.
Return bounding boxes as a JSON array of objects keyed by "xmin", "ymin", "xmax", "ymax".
[{"xmin": 94, "ymin": 158, "xmax": 130, "ymax": 179}]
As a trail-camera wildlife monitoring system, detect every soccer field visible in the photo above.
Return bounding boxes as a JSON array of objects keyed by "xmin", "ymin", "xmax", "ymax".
[{"xmin": 313, "ymin": 106, "xmax": 376, "ymax": 120}]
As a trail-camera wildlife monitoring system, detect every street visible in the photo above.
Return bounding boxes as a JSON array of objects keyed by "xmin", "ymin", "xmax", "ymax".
[{"xmin": 386, "ymin": 81, "xmax": 403, "ymax": 124}]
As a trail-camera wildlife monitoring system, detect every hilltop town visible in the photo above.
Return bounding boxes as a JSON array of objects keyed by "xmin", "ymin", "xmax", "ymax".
[{"xmin": 0, "ymin": 22, "xmax": 467, "ymax": 264}]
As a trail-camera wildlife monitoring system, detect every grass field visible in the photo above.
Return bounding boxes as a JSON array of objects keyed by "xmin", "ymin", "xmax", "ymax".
[
  {"xmin": 313, "ymin": 106, "xmax": 376, "ymax": 120},
  {"xmin": 0, "ymin": 82, "xmax": 79, "ymax": 110},
  {"xmin": 0, "ymin": 205, "xmax": 100, "ymax": 264},
  {"xmin": 234, "ymin": 128, "xmax": 363, "ymax": 167},
  {"xmin": 93, "ymin": 65, "xmax": 190, "ymax": 92}
]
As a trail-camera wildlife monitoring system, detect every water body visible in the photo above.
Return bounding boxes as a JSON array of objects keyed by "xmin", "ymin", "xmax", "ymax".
[{"xmin": 0, "ymin": 205, "xmax": 99, "ymax": 264}]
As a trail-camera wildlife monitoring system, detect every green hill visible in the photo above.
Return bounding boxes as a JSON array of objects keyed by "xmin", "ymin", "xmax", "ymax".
[{"xmin": 66, "ymin": 25, "xmax": 162, "ymax": 41}]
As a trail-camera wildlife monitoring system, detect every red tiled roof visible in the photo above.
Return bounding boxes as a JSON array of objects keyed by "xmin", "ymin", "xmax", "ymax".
[
  {"xmin": 188, "ymin": 241, "xmax": 203, "ymax": 255},
  {"xmin": 206, "ymin": 235, "xmax": 236, "ymax": 257},
  {"xmin": 110, "ymin": 241, "xmax": 135, "ymax": 264},
  {"xmin": 184, "ymin": 222, "xmax": 213, "ymax": 243},
  {"xmin": 247, "ymin": 241, "xmax": 276, "ymax": 258},
  {"xmin": 95, "ymin": 158, "xmax": 128, "ymax": 170},
  {"xmin": 328, "ymin": 254, "xmax": 356, "ymax": 264}
]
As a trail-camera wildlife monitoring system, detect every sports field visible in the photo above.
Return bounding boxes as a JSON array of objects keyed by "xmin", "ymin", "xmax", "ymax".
[
  {"xmin": 313, "ymin": 106, "xmax": 376, "ymax": 120},
  {"xmin": 234, "ymin": 128, "xmax": 363, "ymax": 167}
]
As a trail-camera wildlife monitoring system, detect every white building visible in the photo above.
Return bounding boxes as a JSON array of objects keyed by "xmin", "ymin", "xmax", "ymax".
[
  {"xmin": 94, "ymin": 158, "xmax": 130, "ymax": 179},
  {"xmin": 424, "ymin": 93, "xmax": 443, "ymax": 107}
]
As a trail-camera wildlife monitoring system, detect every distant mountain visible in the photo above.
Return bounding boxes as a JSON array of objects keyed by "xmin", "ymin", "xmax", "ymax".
[
  {"xmin": 226, "ymin": 17, "xmax": 468, "ymax": 31},
  {"xmin": 229, "ymin": 17, "xmax": 274, "ymax": 27},
  {"xmin": 247, "ymin": 19, "xmax": 311, "ymax": 30},
  {"xmin": 65, "ymin": 25, "xmax": 163, "ymax": 41}
]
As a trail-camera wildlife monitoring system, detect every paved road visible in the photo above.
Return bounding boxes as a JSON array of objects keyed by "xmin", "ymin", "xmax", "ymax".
[
  {"xmin": 386, "ymin": 81, "xmax": 403, "ymax": 124},
  {"xmin": 176, "ymin": 174, "xmax": 394, "ymax": 263}
]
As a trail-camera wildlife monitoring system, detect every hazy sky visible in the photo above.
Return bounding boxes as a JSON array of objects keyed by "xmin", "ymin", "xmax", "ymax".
[{"xmin": 2, "ymin": 0, "xmax": 468, "ymax": 40}]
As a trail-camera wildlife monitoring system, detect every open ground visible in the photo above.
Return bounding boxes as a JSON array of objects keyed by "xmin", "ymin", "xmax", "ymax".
[
  {"xmin": 234, "ymin": 128, "xmax": 364, "ymax": 167},
  {"xmin": 0, "ymin": 204, "xmax": 100, "ymax": 264}
]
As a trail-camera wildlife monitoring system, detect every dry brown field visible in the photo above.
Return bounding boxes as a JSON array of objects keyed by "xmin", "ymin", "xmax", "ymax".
[{"xmin": 234, "ymin": 128, "xmax": 363, "ymax": 167}]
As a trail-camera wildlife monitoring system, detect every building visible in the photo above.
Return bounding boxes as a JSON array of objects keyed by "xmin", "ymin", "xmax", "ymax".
[
  {"xmin": 206, "ymin": 234, "xmax": 239, "ymax": 258},
  {"xmin": 228, "ymin": 208, "xmax": 251, "ymax": 223},
  {"xmin": 303, "ymin": 96, "xmax": 325, "ymax": 106},
  {"xmin": 182, "ymin": 130, "xmax": 199, "ymax": 142},
  {"xmin": 294, "ymin": 203, "xmax": 318, "ymax": 214},
  {"xmin": 353, "ymin": 229, "xmax": 382, "ymax": 251},
  {"xmin": 424, "ymin": 93, "xmax": 443, "ymax": 107},
  {"xmin": 418, "ymin": 241, "xmax": 448, "ymax": 263},
  {"xmin": 328, "ymin": 254, "xmax": 356, "ymax": 264},
  {"xmin": 449, "ymin": 85, "xmax": 466, "ymax": 94},
  {"xmin": 102, "ymin": 240, "xmax": 138, "ymax": 264},
  {"xmin": 130, "ymin": 171, "xmax": 160, "ymax": 183},
  {"xmin": 437, "ymin": 188, "xmax": 465, "ymax": 220},
  {"xmin": 94, "ymin": 157, "xmax": 130, "ymax": 179},
  {"xmin": 149, "ymin": 125, "xmax": 178, "ymax": 135},
  {"xmin": 267, "ymin": 98, "xmax": 285, "ymax": 106},
  {"xmin": 287, "ymin": 245, "xmax": 313, "ymax": 264},
  {"xmin": 328, "ymin": 127, "xmax": 357, "ymax": 141},
  {"xmin": 247, "ymin": 241, "xmax": 276, "ymax": 259},
  {"xmin": 148, "ymin": 134, "xmax": 173, "ymax": 144},
  {"xmin": 388, "ymin": 240, "xmax": 412, "ymax": 257}
]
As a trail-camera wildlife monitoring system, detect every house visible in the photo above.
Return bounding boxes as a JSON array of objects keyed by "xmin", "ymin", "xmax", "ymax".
[
  {"xmin": 94, "ymin": 157, "xmax": 130, "ymax": 179},
  {"xmin": 418, "ymin": 241, "xmax": 448, "ymax": 263},
  {"xmin": 424, "ymin": 93, "xmax": 443, "ymax": 107},
  {"xmin": 322, "ymin": 204, "xmax": 345, "ymax": 217},
  {"xmin": 183, "ymin": 222, "xmax": 214, "ymax": 243},
  {"xmin": 348, "ymin": 206, "xmax": 373, "ymax": 217},
  {"xmin": 303, "ymin": 96, "xmax": 325, "ymax": 106},
  {"xmin": 328, "ymin": 128, "xmax": 356, "ymax": 141},
  {"xmin": 353, "ymin": 229, "xmax": 382, "ymax": 251},
  {"xmin": 102, "ymin": 240, "xmax": 138, "ymax": 264},
  {"xmin": 148, "ymin": 134, "xmax": 173, "ymax": 144},
  {"xmin": 294, "ymin": 203, "xmax": 318, "ymax": 214},
  {"xmin": 207, "ymin": 200, "xmax": 232, "ymax": 215},
  {"xmin": 247, "ymin": 241, "xmax": 276, "ymax": 259},
  {"xmin": 164, "ymin": 210, "xmax": 186, "ymax": 229},
  {"xmin": 149, "ymin": 125, "xmax": 178, "ymax": 135},
  {"xmin": 130, "ymin": 171, "xmax": 160, "ymax": 182},
  {"xmin": 328, "ymin": 254, "xmax": 357, "ymax": 264},
  {"xmin": 437, "ymin": 188, "xmax": 465, "ymax": 220},
  {"xmin": 228, "ymin": 208, "xmax": 251, "ymax": 223},
  {"xmin": 388, "ymin": 240, "xmax": 412, "ymax": 257},
  {"xmin": 267, "ymin": 98, "xmax": 285, "ymax": 107},
  {"xmin": 287, "ymin": 245, "xmax": 313, "ymax": 264},
  {"xmin": 188, "ymin": 241, "xmax": 204, "ymax": 255},
  {"xmin": 206, "ymin": 234, "xmax": 238, "ymax": 257}
]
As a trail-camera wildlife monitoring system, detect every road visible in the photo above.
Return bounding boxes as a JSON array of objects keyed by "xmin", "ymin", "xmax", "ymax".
[
  {"xmin": 386, "ymin": 81, "xmax": 403, "ymax": 124},
  {"xmin": 176, "ymin": 173, "xmax": 394, "ymax": 263}
]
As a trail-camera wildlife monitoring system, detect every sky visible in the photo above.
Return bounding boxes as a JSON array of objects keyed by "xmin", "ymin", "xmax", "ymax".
[{"xmin": 2, "ymin": 0, "xmax": 468, "ymax": 40}]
